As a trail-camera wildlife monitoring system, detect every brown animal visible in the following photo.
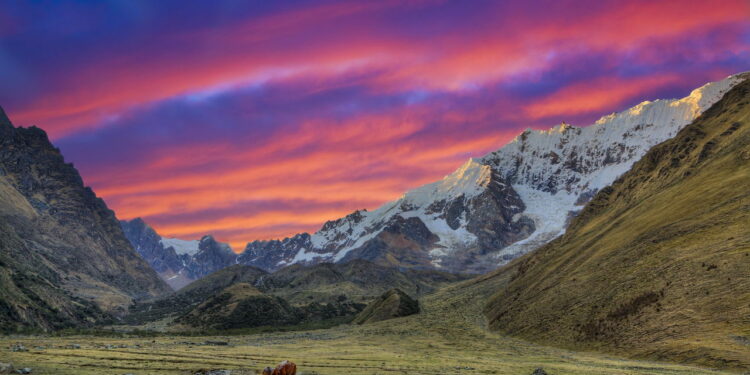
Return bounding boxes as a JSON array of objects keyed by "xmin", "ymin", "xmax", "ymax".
[{"xmin": 261, "ymin": 360, "xmax": 296, "ymax": 375}]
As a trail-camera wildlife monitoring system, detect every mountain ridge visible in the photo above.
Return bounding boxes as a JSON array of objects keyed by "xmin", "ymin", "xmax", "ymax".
[
  {"xmin": 233, "ymin": 73, "xmax": 747, "ymax": 274},
  {"xmin": 120, "ymin": 218, "xmax": 237, "ymax": 289},
  {"xmin": 0, "ymin": 108, "xmax": 170, "ymax": 331}
]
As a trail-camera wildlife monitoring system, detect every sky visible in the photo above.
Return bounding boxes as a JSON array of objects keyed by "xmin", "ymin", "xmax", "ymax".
[{"xmin": 1, "ymin": 0, "xmax": 749, "ymax": 251}]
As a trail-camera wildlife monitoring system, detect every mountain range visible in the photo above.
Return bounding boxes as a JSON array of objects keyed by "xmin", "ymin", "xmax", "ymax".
[
  {"xmin": 120, "ymin": 218, "xmax": 237, "ymax": 289},
  {"xmin": 124, "ymin": 73, "xmax": 746, "ymax": 278}
]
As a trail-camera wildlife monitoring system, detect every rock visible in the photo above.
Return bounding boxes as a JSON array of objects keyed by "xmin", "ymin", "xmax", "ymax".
[
  {"xmin": 15, "ymin": 368, "xmax": 31, "ymax": 374},
  {"xmin": 203, "ymin": 341, "xmax": 229, "ymax": 346},
  {"xmin": 262, "ymin": 360, "xmax": 296, "ymax": 375},
  {"xmin": 532, "ymin": 368, "xmax": 548, "ymax": 375},
  {"xmin": 10, "ymin": 345, "xmax": 27, "ymax": 352},
  {"xmin": 0, "ymin": 363, "xmax": 13, "ymax": 374},
  {"xmin": 193, "ymin": 370, "xmax": 231, "ymax": 375}
]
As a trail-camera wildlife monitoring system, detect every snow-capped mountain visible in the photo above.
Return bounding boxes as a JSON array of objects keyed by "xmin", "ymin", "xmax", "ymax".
[
  {"xmin": 236, "ymin": 73, "xmax": 747, "ymax": 273},
  {"xmin": 120, "ymin": 218, "xmax": 237, "ymax": 289}
]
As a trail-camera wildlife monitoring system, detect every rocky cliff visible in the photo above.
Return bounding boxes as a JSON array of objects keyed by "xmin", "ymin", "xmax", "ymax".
[{"xmin": 0, "ymin": 108, "xmax": 170, "ymax": 331}]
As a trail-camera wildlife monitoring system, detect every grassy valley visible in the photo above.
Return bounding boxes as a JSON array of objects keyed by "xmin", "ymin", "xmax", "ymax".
[{"xmin": 0, "ymin": 271, "xmax": 738, "ymax": 375}]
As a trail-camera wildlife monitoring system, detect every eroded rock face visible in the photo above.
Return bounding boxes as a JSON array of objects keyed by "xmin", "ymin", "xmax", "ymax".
[
  {"xmin": 0, "ymin": 107, "xmax": 170, "ymax": 330},
  {"xmin": 189, "ymin": 236, "xmax": 238, "ymax": 280}
]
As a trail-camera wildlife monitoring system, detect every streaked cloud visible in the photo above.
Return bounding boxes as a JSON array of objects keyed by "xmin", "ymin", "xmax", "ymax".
[{"xmin": 1, "ymin": 0, "xmax": 748, "ymax": 249}]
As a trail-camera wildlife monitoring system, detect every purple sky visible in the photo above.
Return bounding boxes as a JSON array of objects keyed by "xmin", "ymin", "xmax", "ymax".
[{"xmin": 1, "ymin": 0, "xmax": 749, "ymax": 249}]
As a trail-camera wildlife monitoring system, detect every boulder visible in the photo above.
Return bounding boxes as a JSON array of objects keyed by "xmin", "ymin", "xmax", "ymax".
[
  {"xmin": 262, "ymin": 360, "xmax": 296, "ymax": 375},
  {"xmin": 0, "ymin": 363, "xmax": 13, "ymax": 374}
]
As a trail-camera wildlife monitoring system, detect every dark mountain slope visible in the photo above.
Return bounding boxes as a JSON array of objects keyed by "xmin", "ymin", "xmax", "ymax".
[
  {"xmin": 484, "ymin": 77, "xmax": 750, "ymax": 370},
  {"xmin": 0, "ymin": 108, "xmax": 170, "ymax": 331}
]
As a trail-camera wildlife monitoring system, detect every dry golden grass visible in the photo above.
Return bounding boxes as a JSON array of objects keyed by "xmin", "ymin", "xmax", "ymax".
[{"xmin": 484, "ymin": 79, "xmax": 750, "ymax": 371}]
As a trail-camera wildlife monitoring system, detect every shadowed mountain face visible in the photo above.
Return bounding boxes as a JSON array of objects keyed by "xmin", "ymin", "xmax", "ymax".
[
  {"xmin": 484, "ymin": 76, "xmax": 750, "ymax": 370},
  {"xmin": 120, "ymin": 218, "xmax": 237, "ymax": 290},
  {"xmin": 0, "ymin": 108, "xmax": 170, "ymax": 331}
]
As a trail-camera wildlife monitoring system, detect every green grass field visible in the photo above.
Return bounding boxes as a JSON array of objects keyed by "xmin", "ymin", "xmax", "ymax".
[{"xmin": 0, "ymin": 272, "xmax": 739, "ymax": 375}]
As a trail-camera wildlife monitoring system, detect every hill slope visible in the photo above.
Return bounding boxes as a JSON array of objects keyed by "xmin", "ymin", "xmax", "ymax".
[
  {"xmin": 0, "ymin": 107, "xmax": 170, "ymax": 331},
  {"xmin": 484, "ymin": 76, "xmax": 750, "ymax": 370},
  {"xmin": 352, "ymin": 288, "xmax": 420, "ymax": 325},
  {"xmin": 126, "ymin": 259, "xmax": 465, "ymax": 328}
]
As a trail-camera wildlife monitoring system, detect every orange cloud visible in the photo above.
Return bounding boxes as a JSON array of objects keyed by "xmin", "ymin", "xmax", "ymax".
[{"xmin": 524, "ymin": 74, "xmax": 683, "ymax": 119}]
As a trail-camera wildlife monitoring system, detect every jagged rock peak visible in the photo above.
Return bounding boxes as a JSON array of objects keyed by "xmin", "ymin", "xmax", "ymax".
[
  {"xmin": 400, "ymin": 158, "xmax": 492, "ymax": 205},
  {"xmin": 0, "ymin": 106, "xmax": 11, "ymax": 128}
]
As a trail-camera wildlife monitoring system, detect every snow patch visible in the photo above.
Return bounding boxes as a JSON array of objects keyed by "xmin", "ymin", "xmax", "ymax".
[{"xmin": 160, "ymin": 237, "xmax": 200, "ymax": 256}]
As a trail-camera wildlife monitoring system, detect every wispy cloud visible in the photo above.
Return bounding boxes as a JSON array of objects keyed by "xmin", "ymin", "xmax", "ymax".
[{"xmin": 2, "ymin": 0, "xmax": 748, "ymax": 249}]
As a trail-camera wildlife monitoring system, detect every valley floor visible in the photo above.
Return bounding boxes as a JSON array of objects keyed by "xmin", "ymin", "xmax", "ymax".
[{"xmin": 0, "ymin": 274, "xmax": 738, "ymax": 375}]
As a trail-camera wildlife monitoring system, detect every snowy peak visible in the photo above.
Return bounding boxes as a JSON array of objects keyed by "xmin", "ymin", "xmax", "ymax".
[
  {"xmin": 401, "ymin": 158, "xmax": 492, "ymax": 207},
  {"xmin": 482, "ymin": 72, "xmax": 747, "ymax": 196}
]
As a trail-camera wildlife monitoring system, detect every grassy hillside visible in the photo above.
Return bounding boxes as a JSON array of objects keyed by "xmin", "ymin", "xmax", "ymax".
[
  {"xmin": 124, "ymin": 265, "xmax": 268, "ymax": 324},
  {"xmin": 125, "ymin": 259, "xmax": 464, "ymax": 330},
  {"xmin": 257, "ymin": 259, "xmax": 467, "ymax": 305},
  {"xmin": 484, "ymin": 77, "xmax": 750, "ymax": 370}
]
